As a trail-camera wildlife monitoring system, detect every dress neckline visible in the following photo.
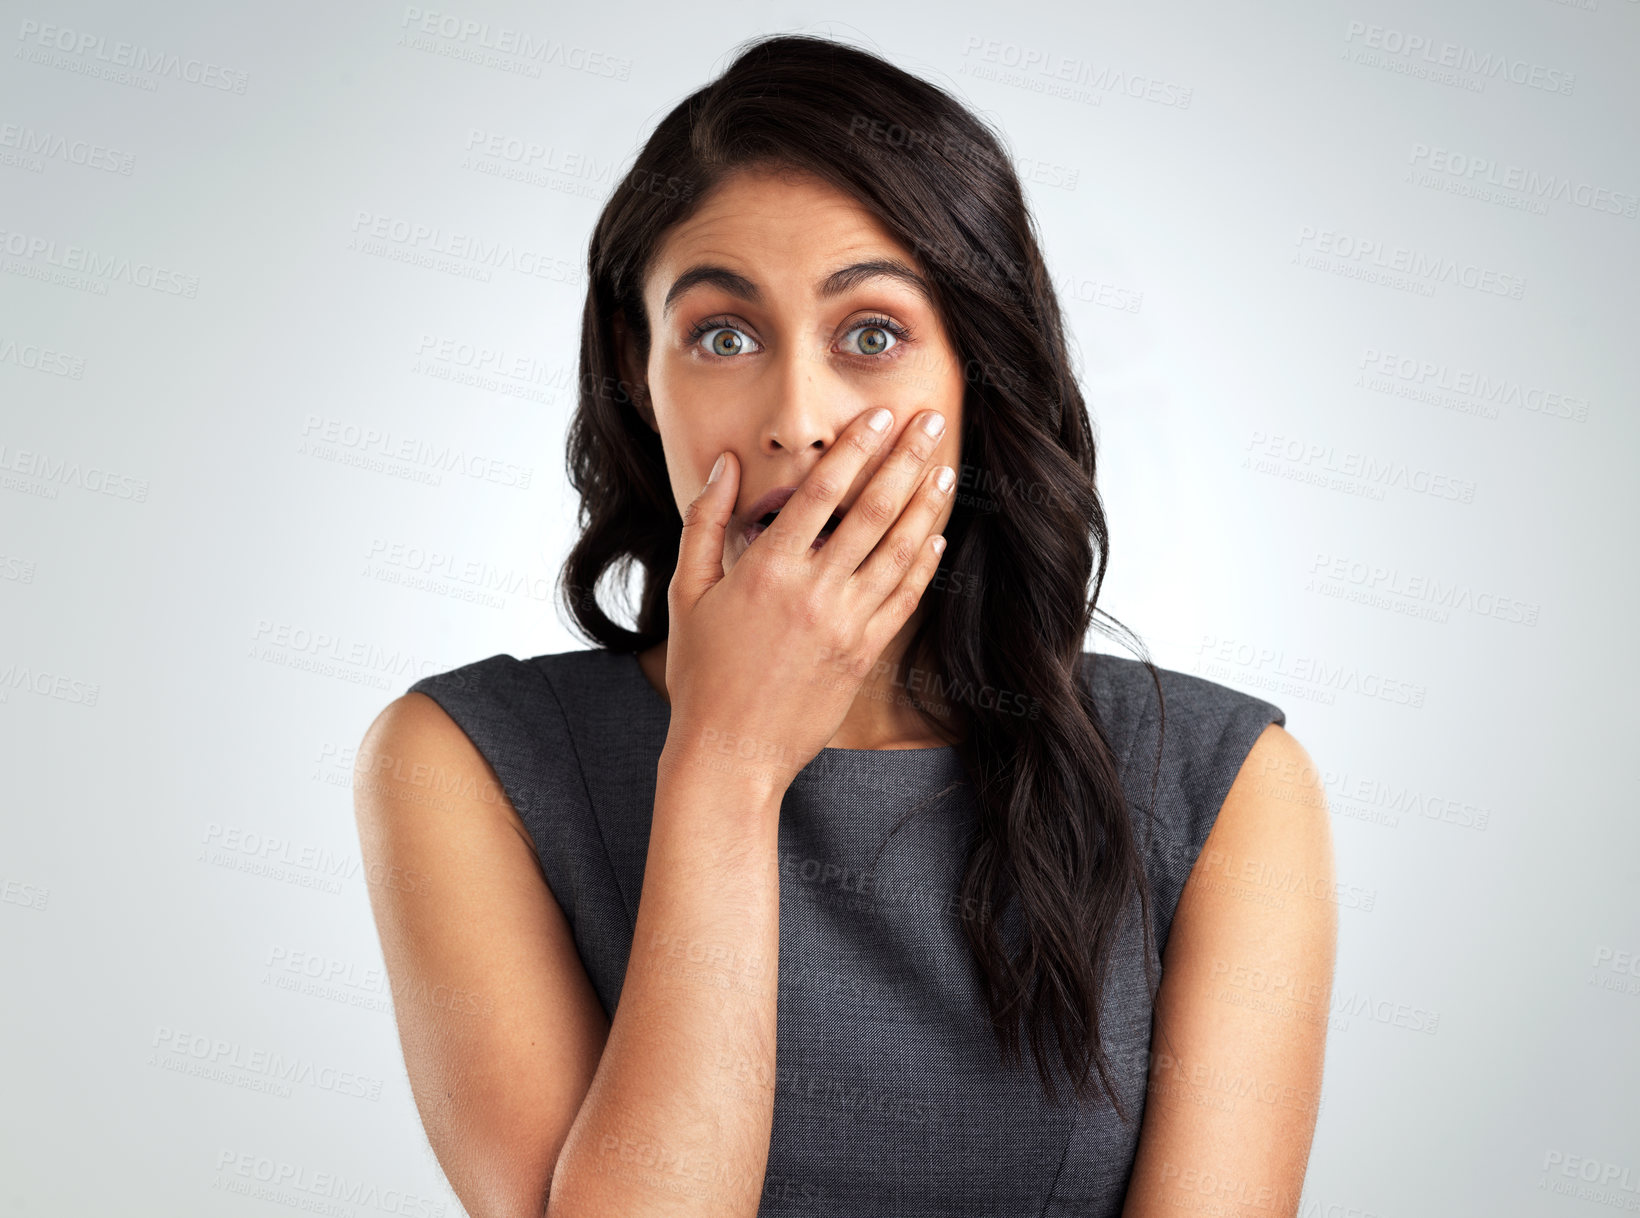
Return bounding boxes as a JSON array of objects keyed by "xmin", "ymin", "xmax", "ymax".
[{"xmin": 622, "ymin": 650, "xmax": 959, "ymax": 758}]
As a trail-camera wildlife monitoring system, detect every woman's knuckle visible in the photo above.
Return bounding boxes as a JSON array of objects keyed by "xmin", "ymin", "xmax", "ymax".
[
  {"xmin": 899, "ymin": 444, "xmax": 935, "ymax": 479},
  {"xmin": 846, "ymin": 427, "xmax": 877, "ymax": 456},
  {"xmin": 746, "ymin": 559, "xmax": 783, "ymax": 597},
  {"xmin": 858, "ymin": 493, "xmax": 896, "ymax": 528},
  {"xmin": 796, "ymin": 591, "xmax": 830, "ymax": 631},
  {"xmin": 803, "ymin": 472, "xmax": 842, "ymax": 506}
]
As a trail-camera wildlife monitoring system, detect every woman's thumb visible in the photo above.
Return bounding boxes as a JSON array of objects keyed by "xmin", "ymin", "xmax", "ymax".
[{"xmin": 672, "ymin": 450, "xmax": 738, "ymax": 606}]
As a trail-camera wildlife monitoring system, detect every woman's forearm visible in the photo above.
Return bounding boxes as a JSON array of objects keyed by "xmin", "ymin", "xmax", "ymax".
[{"xmin": 546, "ymin": 739, "xmax": 785, "ymax": 1217}]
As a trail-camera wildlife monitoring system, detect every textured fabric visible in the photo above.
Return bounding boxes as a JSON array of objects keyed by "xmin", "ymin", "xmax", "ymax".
[{"xmin": 405, "ymin": 647, "xmax": 1285, "ymax": 1216}]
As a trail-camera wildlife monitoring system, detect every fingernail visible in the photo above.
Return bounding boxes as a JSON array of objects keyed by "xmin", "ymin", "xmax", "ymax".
[
  {"xmin": 935, "ymin": 465, "xmax": 955, "ymax": 493},
  {"xmin": 867, "ymin": 407, "xmax": 892, "ymax": 431},
  {"xmin": 707, "ymin": 452, "xmax": 726, "ymax": 483},
  {"xmin": 921, "ymin": 411, "xmax": 946, "ymax": 437}
]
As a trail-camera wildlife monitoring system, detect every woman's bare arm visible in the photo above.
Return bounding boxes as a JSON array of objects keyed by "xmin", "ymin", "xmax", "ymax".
[
  {"xmin": 355, "ymin": 694, "xmax": 788, "ymax": 1218},
  {"xmin": 546, "ymin": 741, "xmax": 786, "ymax": 1216},
  {"xmin": 353, "ymin": 691, "xmax": 612, "ymax": 1218},
  {"xmin": 1121, "ymin": 723, "xmax": 1339, "ymax": 1217}
]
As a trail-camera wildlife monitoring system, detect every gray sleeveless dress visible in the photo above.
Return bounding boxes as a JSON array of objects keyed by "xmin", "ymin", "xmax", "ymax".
[{"xmin": 405, "ymin": 648, "xmax": 1285, "ymax": 1216}]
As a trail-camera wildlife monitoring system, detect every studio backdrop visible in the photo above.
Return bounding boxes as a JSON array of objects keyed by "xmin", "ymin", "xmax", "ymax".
[{"xmin": 2, "ymin": 1, "xmax": 1634, "ymax": 1214}]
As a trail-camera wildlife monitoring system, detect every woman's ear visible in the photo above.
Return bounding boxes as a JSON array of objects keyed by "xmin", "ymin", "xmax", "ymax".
[{"xmin": 610, "ymin": 309, "xmax": 657, "ymax": 432}]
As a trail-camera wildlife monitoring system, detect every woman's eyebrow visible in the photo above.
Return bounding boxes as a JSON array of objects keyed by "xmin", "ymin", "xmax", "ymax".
[
  {"xmin": 818, "ymin": 259, "xmax": 931, "ymax": 304},
  {"xmin": 661, "ymin": 258, "xmax": 931, "ymax": 319}
]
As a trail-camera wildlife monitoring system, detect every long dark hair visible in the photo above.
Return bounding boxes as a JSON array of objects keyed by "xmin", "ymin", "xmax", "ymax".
[{"xmin": 560, "ymin": 33, "xmax": 1169, "ymax": 1117}]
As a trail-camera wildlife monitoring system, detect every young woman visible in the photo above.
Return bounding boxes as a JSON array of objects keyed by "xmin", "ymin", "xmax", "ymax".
[{"xmin": 355, "ymin": 34, "xmax": 1337, "ymax": 1218}]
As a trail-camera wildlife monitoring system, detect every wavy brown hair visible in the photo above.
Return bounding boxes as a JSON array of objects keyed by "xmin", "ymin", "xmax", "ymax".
[{"xmin": 559, "ymin": 33, "xmax": 1169, "ymax": 1117}]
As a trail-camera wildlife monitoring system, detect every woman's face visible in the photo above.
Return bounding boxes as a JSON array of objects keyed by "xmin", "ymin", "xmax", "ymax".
[{"xmin": 623, "ymin": 165, "xmax": 966, "ymax": 573}]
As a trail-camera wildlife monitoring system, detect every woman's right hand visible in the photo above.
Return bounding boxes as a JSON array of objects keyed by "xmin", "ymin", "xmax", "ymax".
[{"xmin": 658, "ymin": 405, "xmax": 954, "ymax": 796}]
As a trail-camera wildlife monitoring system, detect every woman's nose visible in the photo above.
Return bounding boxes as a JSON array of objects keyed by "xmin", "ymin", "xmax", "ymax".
[{"xmin": 757, "ymin": 346, "xmax": 852, "ymax": 454}]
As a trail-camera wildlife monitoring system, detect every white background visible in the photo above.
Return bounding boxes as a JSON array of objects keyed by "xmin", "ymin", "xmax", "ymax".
[{"xmin": 2, "ymin": 1, "xmax": 1636, "ymax": 1214}]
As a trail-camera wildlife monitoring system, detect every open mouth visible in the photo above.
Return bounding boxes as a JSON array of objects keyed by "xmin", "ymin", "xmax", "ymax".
[{"xmin": 744, "ymin": 509, "xmax": 843, "ymax": 549}]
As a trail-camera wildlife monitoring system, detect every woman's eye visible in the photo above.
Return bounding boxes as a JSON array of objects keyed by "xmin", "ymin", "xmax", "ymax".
[
  {"xmin": 695, "ymin": 325, "xmax": 759, "ymax": 357},
  {"xmin": 841, "ymin": 323, "xmax": 899, "ymax": 356}
]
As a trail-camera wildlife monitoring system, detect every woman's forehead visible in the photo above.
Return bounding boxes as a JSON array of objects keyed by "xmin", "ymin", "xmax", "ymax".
[{"xmin": 655, "ymin": 170, "xmax": 908, "ymax": 266}]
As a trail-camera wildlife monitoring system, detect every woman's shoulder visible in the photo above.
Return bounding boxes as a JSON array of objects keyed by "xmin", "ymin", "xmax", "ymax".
[
  {"xmin": 1079, "ymin": 649, "xmax": 1289, "ymax": 847},
  {"xmin": 1080, "ymin": 647, "xmax": 1287, "ymax": 713},
  {"xmin": 1080, "ymin": 648, "xmax": 1287, "ymax": 756},
  {"xmin": 404, "ymin": 646, "xmax": 635, "ymax": 709},
  {"xmin": 397, "ymin": 649, "xmax": 611, "ymax": 779},
  {"xmin": 1077, "ymin": 651, "xmax": 1294, "ymax": 958},
  {"xmin": 400, "ymin": 648, "xmax": 653, "ymax": 780}
]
